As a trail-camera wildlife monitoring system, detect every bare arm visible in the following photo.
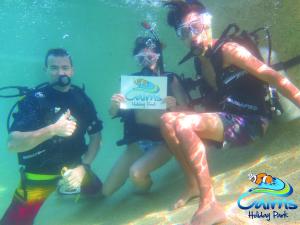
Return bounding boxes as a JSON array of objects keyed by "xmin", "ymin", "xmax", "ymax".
[
  {"xmin": 7, "ymin": 110, "xmax": 77, "ymax": 153},
  {"xmin": 169, "ymin": 76, "xmax": 191, "ymax": 111},
  {"xmin": 109, "ymin": 93, "xmax": 124, "ymax": 117},
  {"xmin": 109, "ymin": 104, "xmax": 119, "ymax": 117},
  {"xmin": 82, "ymin": 132, "xmax": 101, "ymax": 165},
  {"xmin": 222, "ymin": 42, "xmax": 300, "ymax": 108},
  {"xmin": 7, "ymin": 126, "xmax": 55, "ymax": 153}
]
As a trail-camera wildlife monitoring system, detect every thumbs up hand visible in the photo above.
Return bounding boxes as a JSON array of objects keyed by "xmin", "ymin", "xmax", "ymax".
[{"xmin": 52, "ymin": 109, "xmax": 77, "ymax": 137}]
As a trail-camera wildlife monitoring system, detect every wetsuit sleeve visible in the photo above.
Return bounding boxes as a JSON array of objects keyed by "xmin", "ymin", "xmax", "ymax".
[
  {"xmin": 9, "ymin": 95, "xmax": 40, "ymax": 132},
  {"xmin": 83, "ymin": 95, "xmax": 103, "ymax": 135}
]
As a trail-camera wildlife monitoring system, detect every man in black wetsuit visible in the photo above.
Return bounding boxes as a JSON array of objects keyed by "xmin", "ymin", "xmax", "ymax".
[
  {"xmin": 0, "ymin": 48, "xmax": 103, "ymax": 225},
  {"xmin": 161, "ymin": 1, "xmax": 300, "ymax": 225},
  {"xmin": 102, "ymin": 37, "xmax": 189, "ymax": 196}
]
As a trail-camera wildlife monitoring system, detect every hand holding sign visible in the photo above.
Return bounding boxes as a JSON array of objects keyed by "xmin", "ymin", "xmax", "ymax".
[
  {"xmin": 111, "ymin": 94, "xmax": 125, "ymax": 109},
  {"xmin": 164, "ymin": 96, "xmax": 177, "ymax": 110},
  {"xmin": 120, "ymin": 75, "xmax": 167, "ymax": 109},
  {"xmin": 109, "ymin": 93, "xmax": 125, "ymax": 116}
]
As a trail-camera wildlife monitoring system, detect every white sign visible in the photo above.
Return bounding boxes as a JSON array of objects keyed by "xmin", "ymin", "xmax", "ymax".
[{"xmin": 120, "ymin": 75, "xmax": 167, "ymax": 109}]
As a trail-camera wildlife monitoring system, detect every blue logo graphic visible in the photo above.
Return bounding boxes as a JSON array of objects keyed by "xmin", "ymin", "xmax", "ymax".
[
  {"xmin": 125, "ymin": 78, "xmax": 162, "ymax": 107},
  {"xmin": 133, "ymin": 78, "xmax": 160, "ymax": 93}
]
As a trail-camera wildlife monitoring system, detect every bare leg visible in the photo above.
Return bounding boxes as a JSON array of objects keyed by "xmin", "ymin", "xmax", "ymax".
[
  {"xmin": 161, "ymin": 112, "xmax": 199, "ymax": 209},
  {"xmin": 162, "ymin": 113, "xmax": 227, "ymax": 225},
  {"xmin": 102, "ymin": 143, "xmax": 143, "ymax": 196},
  {"xmin": 173, "ymin": 153, "xmax": 199, "ymax": 210},
  {"xmin": 129, "ymin": 142, "xmax": 172, "ymax": 193}
]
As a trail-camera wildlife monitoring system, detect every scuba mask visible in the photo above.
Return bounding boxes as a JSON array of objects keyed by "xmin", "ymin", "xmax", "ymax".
[
  {"xmin": 176, "ymin": 19, "xmax": 205, "ymax": 40},
  {"xmin": 176, "ymin": 12, "xmax": 212, "ymax": 40},
  {"xmin": 134, "ymin": 51, "xmax": 160, "ymax": 67}
]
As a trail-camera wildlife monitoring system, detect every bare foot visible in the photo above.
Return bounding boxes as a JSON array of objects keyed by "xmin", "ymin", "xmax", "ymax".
[
  {"xmin": 174, "ymin": 185, "xmax": 200, "ymax": 209},
  {"xmin": 189, "ymin": 201, "xmax": 226, "ymax": 225}
]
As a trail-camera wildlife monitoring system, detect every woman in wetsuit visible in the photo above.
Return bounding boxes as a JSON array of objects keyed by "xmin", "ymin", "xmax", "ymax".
[{"xmin": 102, "ymin": 37, "xmax": 189, "ymax": 195}]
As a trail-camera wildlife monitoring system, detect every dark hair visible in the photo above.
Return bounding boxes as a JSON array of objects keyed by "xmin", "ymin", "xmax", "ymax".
[
  {"xmin": 132, "ymin": 37, "xmax": 160, "ymax": 55},
  {"xmin": 44, "ymin": 48, "xmax": 72, "ymax": 67},
  {"xmin": 164, "ymin": 0, "xmax": 206, "ymax": 29}
]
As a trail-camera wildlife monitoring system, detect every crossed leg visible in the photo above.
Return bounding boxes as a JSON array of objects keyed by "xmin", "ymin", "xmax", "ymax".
[
  {"xmin": 160, "ymin": 112, "xmax": 200, "ymax": 209},
  {"xmin": 161, "ymin": 112, "xmax": 227, "ymax": 225}
]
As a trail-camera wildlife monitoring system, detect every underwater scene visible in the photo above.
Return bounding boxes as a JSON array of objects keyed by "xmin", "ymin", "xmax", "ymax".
[{"xmin": 0, "ymin": 0, "xmax": 300, "ymax": 224}]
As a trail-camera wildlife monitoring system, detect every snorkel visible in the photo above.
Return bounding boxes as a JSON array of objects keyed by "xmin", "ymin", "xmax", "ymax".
[{"xmin": 141, "ymin": 21, "xmax": 165, "ymax": 74}]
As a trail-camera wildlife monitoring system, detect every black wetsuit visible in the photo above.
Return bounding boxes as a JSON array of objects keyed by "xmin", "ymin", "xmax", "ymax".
[
  {"xmin": 116, "ymin": 67, "xmax": 176, "ymax": 146},
  {"xmin": 10, "ymin": 85, "xmax": 103, "ymax": 174},
  {"xmin": 1, "ymin": 84, "xmax": 103, "ymax": 225},
  {"xmin": 192, "ymin": 41, "xmax": 271, "ymax": 147},
  {"xmin": 199, "ymin": 40, "xmax": 270, "ymax": 118}
]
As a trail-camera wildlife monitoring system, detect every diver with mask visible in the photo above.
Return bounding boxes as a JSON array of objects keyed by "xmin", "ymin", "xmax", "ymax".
[
  {"xmin": 102, "ymin": 35, "xmax": 189, "ymax": 196},
  {"xmin": 161, "ymin": 1, "xmax": 300, "ymax": 225},
  {"xmin": 0, "ymin": 48, "xmax": 103, "ymax": 225}
]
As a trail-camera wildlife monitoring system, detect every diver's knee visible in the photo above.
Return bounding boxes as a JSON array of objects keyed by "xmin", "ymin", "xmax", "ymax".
[
  {"xmin": 161, "ymin": 112, "xmax": 179, "ymax": 125},
  {"xmin": 175, "ymin": 116, "xmax": 192, "ymax": 132},
  {"xmin": 160, "ymin": 113, "xmax": 171, "ymax": 126},
  {"xmin": 129, "ymin": 166, "xmax": 152, "ymax": 193},
  {"xmin": 129, "ymin": 166, "xmax": 147, "ymax": 182}
]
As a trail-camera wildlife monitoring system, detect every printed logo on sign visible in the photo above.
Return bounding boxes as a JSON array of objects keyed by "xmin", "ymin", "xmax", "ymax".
[
  {"xmin": 125, "ymin": 78, "xmax": 162, "ymax": 107},
  {"xmin": 133, "ymin": 78, "xmax": 160, "ymax": 93},
  {"xmin": 237, "ymin": 173, "xmax": 298, "ymax": 222}
]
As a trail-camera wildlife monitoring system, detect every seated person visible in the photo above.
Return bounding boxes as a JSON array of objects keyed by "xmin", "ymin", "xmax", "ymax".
[
  {"xmin": 162, "ymin": 1, "xmax": 300, "ymax": 225},
  {"xmin": 102, "ymin": 36, "xmax": 189, "ymax": 195}
]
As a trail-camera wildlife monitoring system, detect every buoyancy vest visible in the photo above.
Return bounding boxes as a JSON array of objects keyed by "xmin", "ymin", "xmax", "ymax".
[
  {"xmin": 194, "ymin": 24, "xmax": 279, "ymax": 118},
  {"xmin": 12, "ymin": 85, "xmax": 101, "ymax": 173},
  {"xmin": 205, "ymin": 41, "xmax": 271, "ymax": 117}
]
